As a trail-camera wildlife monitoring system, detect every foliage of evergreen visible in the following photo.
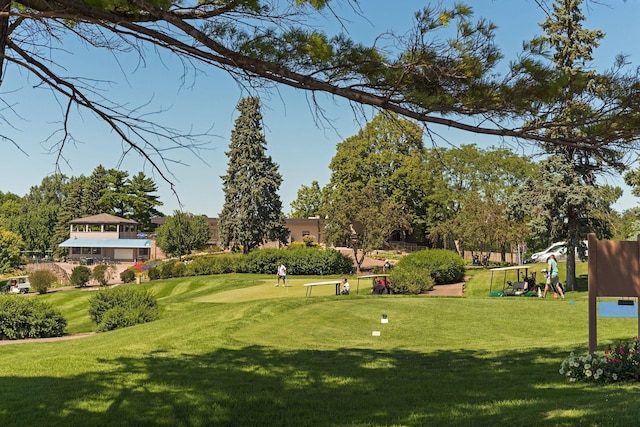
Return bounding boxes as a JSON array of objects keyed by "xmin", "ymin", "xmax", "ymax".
[
  {"xmin": 219, "ymin": 97, "xmax": 289, "ymax": 254},
  {"xmin": 0, "ymin": 296, "xmax": 67, "ymax": 339},
  {"xmin": 88, "ymin": 287, "xmax": 159, "ymax": 332}
]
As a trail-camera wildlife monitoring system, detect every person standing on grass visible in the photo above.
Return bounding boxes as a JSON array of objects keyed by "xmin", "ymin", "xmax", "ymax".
[
  {"xmin": 275, "ymin": 263, "xmax": 287, "ymax": 286},
  {"xmin": 543, "ymin": 254, "xmax": 564, "ymax": 299}
]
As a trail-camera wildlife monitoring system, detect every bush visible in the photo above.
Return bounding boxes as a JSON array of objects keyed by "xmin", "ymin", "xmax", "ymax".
[
  {"xmin": 171, "ymin": 262, "xmax": 187, "ymax": 277},
  {"xmin": 91, "ymin": 264, "xmax": 113, "ymax": 286},
  {"xmin": 29, "ymin": 270, "xmax": 57, "ymax": 294},
  {"xmin": 88, "ymin": 286, "xmax": 159, "ymax": 332},
  {"xmin": 388, "ymin": 265, "xmax": 434, "ymax": 294},
  {"xmin": 0, "ymin": 296, "xmax": 67, "ymax": 339},
  {"xmin": 120, "ymin": 268, "xmax": 136, "ymax": 284},
  {"xmin": 395, "ymin": 249, "xmax": 465, "ymax": 285},
  {"xmin": 70, "ymin": 265, "xmax": 92, "ymax": 287},
  {"xmin": 160, "ymin": 261, "xmax": 176, "ymax": 279},
  {"xmin": 147, "ymin": 266, "xmax": 161, "ymax": 281}
]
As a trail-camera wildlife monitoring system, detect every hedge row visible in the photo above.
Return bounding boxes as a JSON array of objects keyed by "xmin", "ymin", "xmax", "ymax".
[{"xmin": 146, "ymin": 247, "xmax": 353, "ymax": 280}]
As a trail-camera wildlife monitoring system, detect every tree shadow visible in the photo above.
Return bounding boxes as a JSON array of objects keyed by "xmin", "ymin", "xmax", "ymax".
[
  {"xmin": 575, "ymin": 273, "xmax": 588, "ymax": 292},
  {"xmin": 0, "ymin": 345, "xmax": 637, "ymax": 426}
]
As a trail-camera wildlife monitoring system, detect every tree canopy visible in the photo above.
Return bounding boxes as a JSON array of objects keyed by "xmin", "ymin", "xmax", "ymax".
[
  {"xmin": 154, "ymin": 210, "xmax": 211, "ymax": 258},
  {"xmin": 4, "ymin": 1, "xmax": 640, "ymax": 186}
]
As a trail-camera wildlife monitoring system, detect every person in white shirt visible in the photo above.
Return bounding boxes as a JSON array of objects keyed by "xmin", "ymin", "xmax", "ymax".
[
  {"xmin": 275, "ymin": 263, "xmax": 287, "ymax": 286},
  {"xmin": 341, "ymin": 278, "xmax": 350, "ymax": 295}
]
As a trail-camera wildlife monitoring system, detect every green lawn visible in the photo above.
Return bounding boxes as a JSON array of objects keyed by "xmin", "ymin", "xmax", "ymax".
[{"xmin": 1, "ymin": 265, "xmax": 639, "ymax": 426}]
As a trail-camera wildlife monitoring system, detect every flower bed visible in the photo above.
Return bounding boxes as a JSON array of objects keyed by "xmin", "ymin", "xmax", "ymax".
[{"xmin": 560, "ymin": 337, "xmax": 640, "ymax": 383}]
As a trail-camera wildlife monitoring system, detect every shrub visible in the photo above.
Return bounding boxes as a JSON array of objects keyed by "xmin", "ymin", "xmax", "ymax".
[
  {"xmin": 29, "ymin": 270, "xmax": 57, "ymax": 294},
  {"xmin": 88, "ymin": 286, "xmax": 159, "ymax": 332},
  {"xmin": 395, "ymin": 249, "xmax": 465, "ymax": 285},
  {"xmin": 388, "ymin": 265, "xmax": 434, "ymax": 294},
  {"xmin": 147, "ymin": 266, "xmax": 161, "ymax": 280},
  {"xmin": 70, "ymin": 265, "xmax": 92, "ymax": 287},
  {"xmin": 91, "ymin": 264, "xmax": 113, "ymax": 286},
  {"xmin": 120, "ymin": 268, "xmax": 136, "ymax": 284},
  {"xmin": 171, "ymin": 262, "xmax": 187, "ymax": 277},
  {"xmin": 160, "ymin": 261, "xmax": 176, "ymax": 279},
  {"xmin": 0, "ymin": 296, "xmax": 67, "ymax": 339}
]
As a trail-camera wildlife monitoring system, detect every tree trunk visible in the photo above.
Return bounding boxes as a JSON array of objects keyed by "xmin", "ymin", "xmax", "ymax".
[
  {"xmin": 352, "ymin": 247, "xmax": 366, "ymax": 274},
  {"xmin": 565, "ymin": 248, "xmax": 577, "ymax": 291}
]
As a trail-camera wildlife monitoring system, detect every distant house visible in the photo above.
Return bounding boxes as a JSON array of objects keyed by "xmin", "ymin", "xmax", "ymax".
[
  {"xmin": 59, "ymin": 213, "xmax": 152, "ymax": 262},
  {"xmin": 151, "ymin": 216, "xmax": 325, "ymax": 249}
]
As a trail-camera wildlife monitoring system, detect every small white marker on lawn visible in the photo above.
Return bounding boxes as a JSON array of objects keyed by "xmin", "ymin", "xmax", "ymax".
[{"xmin": 372, "ymin": 331, "xmax": 381, "ymax": 336}]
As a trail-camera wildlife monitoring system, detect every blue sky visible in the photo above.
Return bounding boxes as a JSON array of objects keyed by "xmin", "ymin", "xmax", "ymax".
[{"xmin": 3, "ymin": 0, "xmax": 640, "ymax": 216}]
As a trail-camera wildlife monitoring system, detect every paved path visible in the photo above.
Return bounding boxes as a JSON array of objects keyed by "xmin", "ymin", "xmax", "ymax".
[{"xmin": 425, "ymin": 282, "xmax": 465, "ymax": 296}]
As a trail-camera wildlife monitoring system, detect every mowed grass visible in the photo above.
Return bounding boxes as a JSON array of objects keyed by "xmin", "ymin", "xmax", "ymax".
[{"xmin": 1, "ymin": 265, "xmax": 639, "ymax": 426}]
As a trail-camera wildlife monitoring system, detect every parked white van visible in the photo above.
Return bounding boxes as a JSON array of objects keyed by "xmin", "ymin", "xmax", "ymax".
[{"xmin": 529, "ymin": 241, "xmax": 588, "ymax": 263}]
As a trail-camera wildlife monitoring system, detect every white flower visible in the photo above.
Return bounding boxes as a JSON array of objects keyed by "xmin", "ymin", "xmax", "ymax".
[{"xmin": 585, "ymin": 369, "xmax": 593, "ymax": 377}]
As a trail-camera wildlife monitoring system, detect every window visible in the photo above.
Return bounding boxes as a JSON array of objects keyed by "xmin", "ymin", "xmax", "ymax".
[
  {"xmin": 104, "ymin": 224, "xmax": 117, "ymax": 232},
  {"xmin": 139, "ymin": 248, "xmax": 150, "ymax": 256},
  {"xmin": 72, "ymin": 224, "xmax": 86, "ymax": 232},
  {"xmin": 90, "ymin": 224, "xmax": 102, "ymax": 232},
  {"xmin": 91, "ymin": 247, "xmax": 102, "ymax": 255},
  {"xmin": 302, "ymin": 231, "xmax": 310, "ymax": 236},
  {"xmin": 81, "ymin": 247, "xmax": 92, "ymax": 255},
  {"xmin": 71, "ymin": 247, "xmax": 81, "ymax": 254}
]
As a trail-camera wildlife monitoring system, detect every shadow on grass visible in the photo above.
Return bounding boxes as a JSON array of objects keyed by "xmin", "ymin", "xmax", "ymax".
[
  {"xmin": 0, "ymin": 346, "xmax": 636, "ymax": 426},
  {"xmin": 575, "ymin": 274, "xmax": 588, "ymax": 292}
]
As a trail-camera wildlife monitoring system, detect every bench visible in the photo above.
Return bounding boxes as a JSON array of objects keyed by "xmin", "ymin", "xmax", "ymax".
[{"xmin": 303, "ymin": 280, "xmax": 342, "ymax": 297}]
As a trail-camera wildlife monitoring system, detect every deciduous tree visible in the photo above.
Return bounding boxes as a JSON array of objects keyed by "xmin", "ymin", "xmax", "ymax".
[
  {"xmin": 323, "ymin": 112, "xmax": 418, "ymax": 269},
  {"xmin": 155, "ymin": 210, "xmax": 211, "ymax": 259},
  {"xmin": 290, "ymin": 181, "xmax": 323, "ymax": 219}
]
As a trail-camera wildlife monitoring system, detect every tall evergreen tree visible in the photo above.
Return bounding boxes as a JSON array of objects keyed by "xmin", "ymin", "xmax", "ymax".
[
  {"xmin": 126, "ymin": 172, "xmax": 164, "ymax": 231},
  {"xmin": 219, "ymin": 97, "xmax": 289, "ymax": 254},
  {"xmin": 51, "ymin": 176, "xmax": 87, "ymax": 257},
  {"xmin": 524, "ymin": 0, "xmax": 622, "ymax": 289}
]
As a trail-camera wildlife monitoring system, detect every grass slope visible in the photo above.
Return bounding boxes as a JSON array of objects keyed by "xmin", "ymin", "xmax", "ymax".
[{"xmin": 1, "ymin": 264, "xmax": 639, "ymax": 426}]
